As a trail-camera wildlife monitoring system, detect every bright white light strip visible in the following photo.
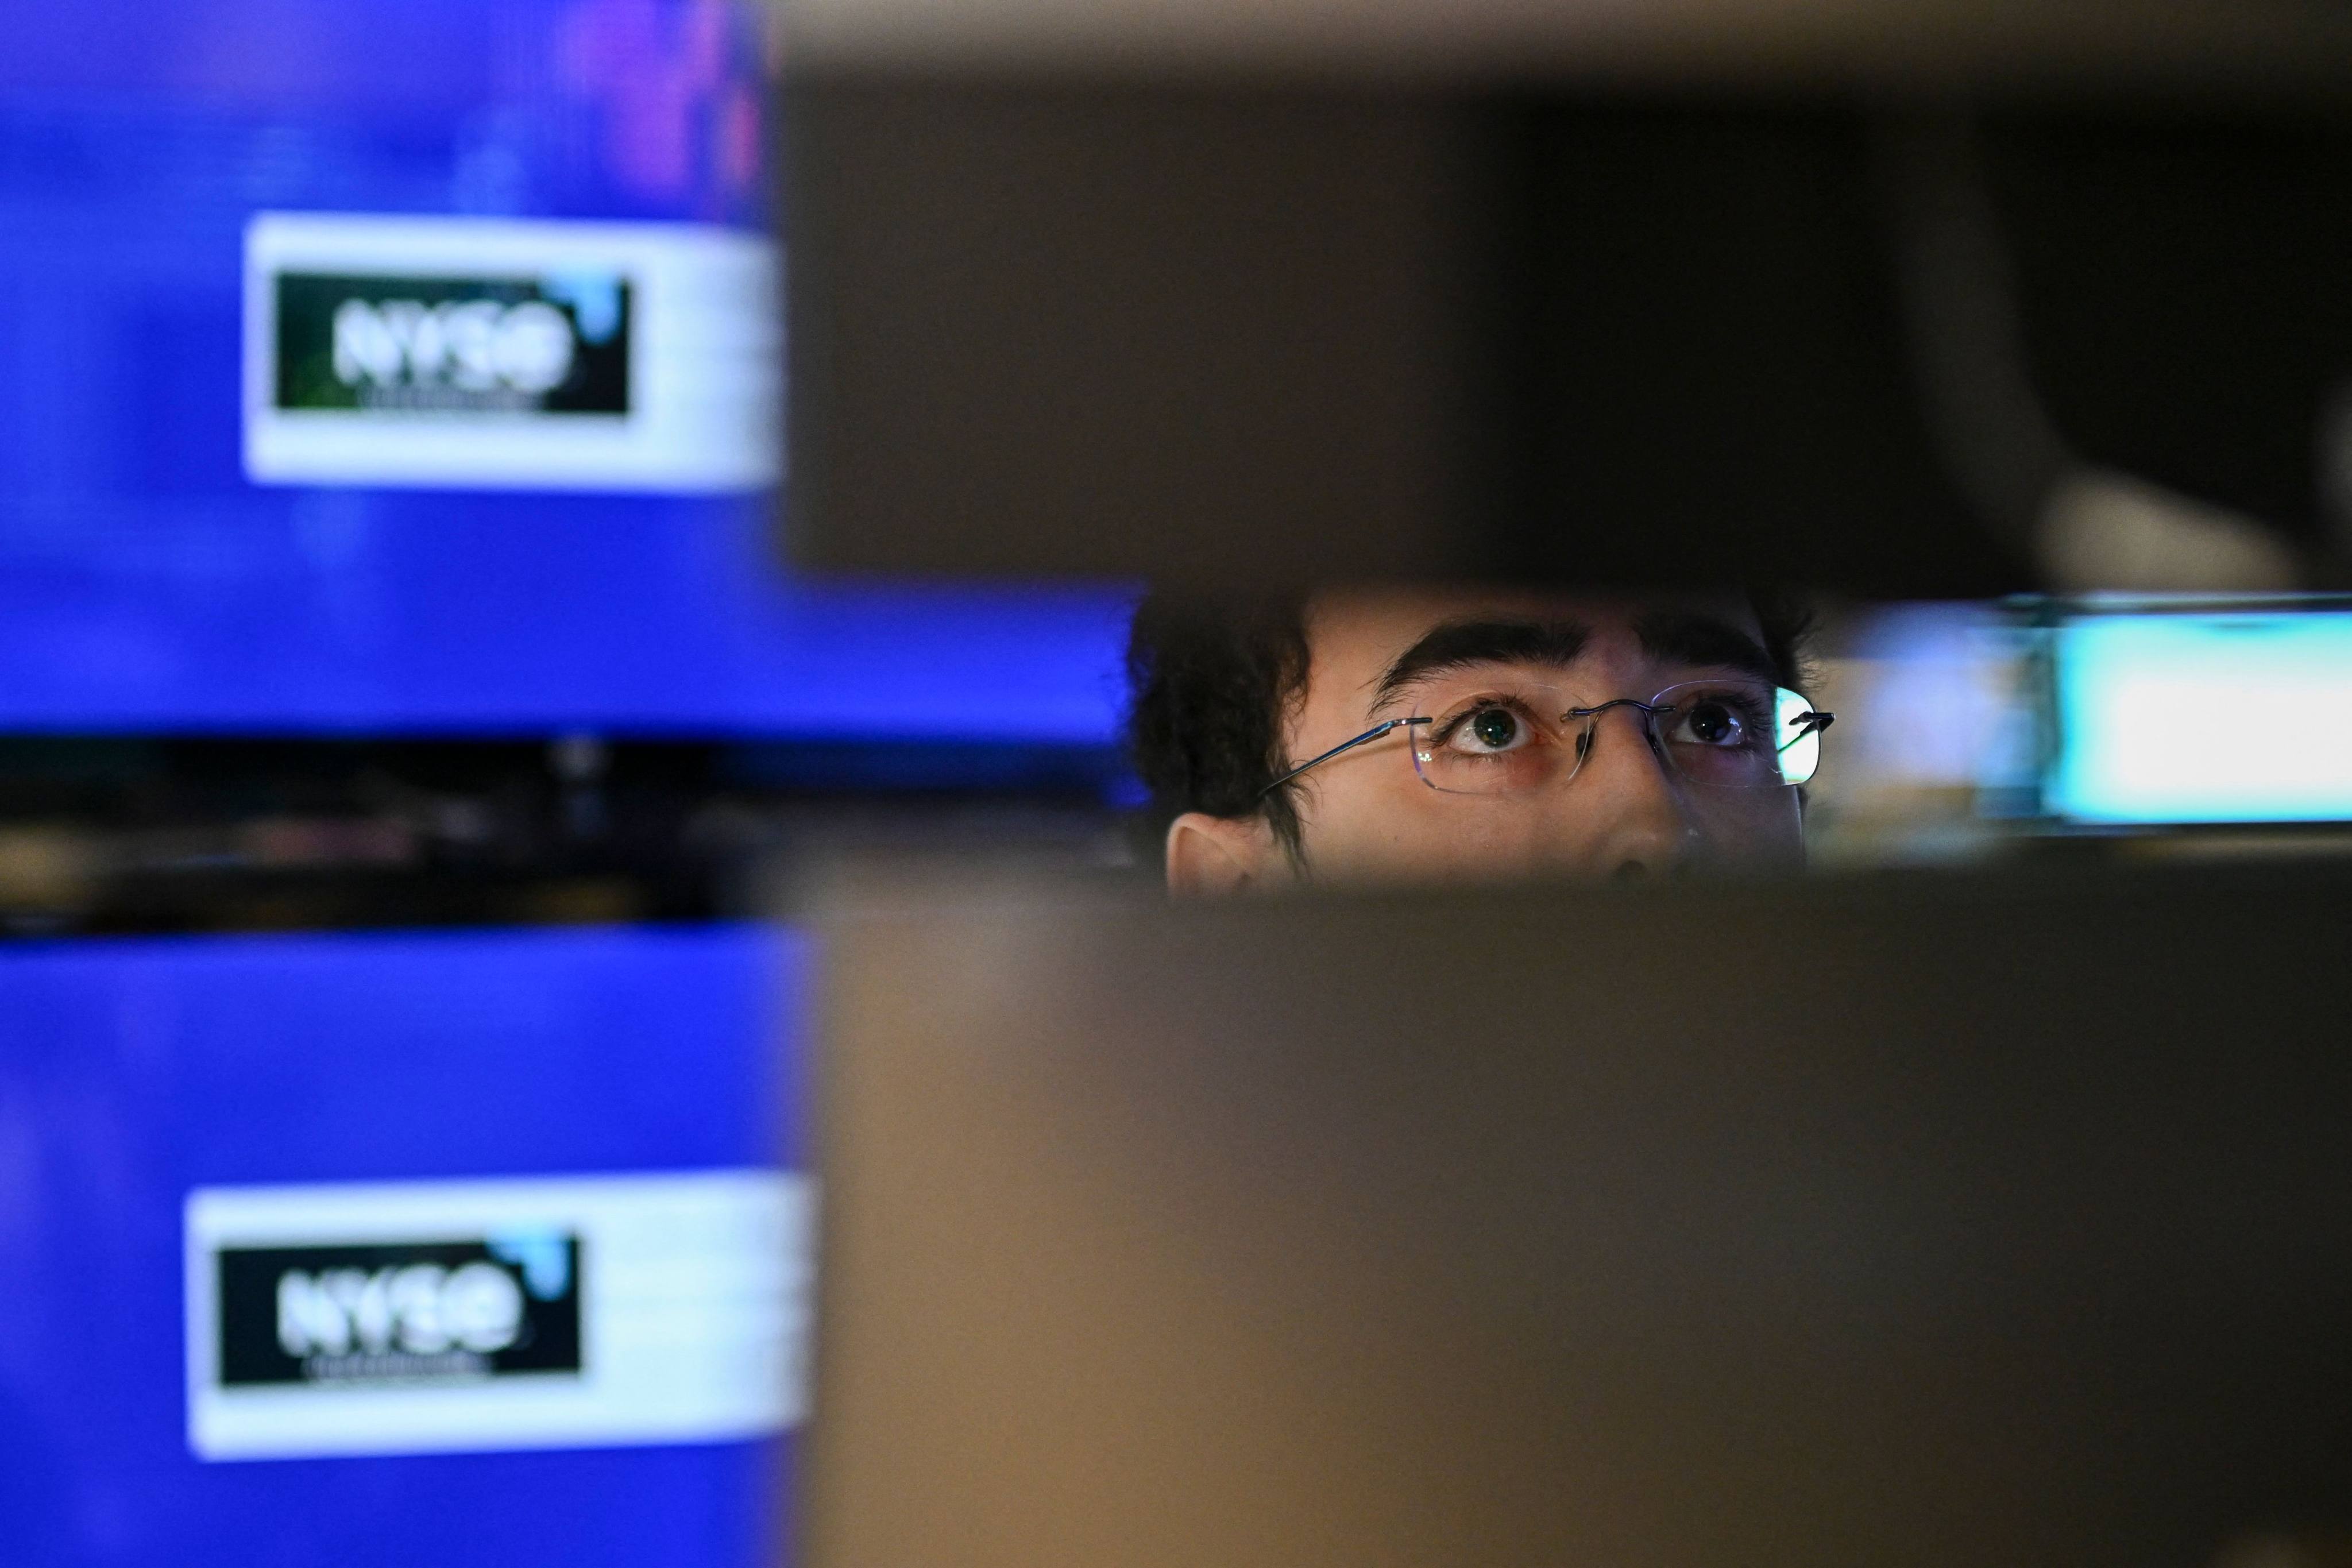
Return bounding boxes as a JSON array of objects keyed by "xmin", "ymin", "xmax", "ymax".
[{"xmin": 2049, "ymin": 612, "xmax": 2352, "ymax": 824}]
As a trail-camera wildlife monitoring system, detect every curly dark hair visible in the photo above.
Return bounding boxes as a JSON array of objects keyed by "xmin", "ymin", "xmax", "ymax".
[{"xmin": 1124, "ymin": 588, "xmax": 1816, "ymax": 870}]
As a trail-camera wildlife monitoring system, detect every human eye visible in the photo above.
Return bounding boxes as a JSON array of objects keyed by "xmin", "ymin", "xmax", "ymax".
[
  {"xmin": 1661, "ymin": 684, "xmax": 1771, "ymax": 750},
  {"xmin": 1431, "ymin": 696, "xmax": 1544, "ymax": 756}
]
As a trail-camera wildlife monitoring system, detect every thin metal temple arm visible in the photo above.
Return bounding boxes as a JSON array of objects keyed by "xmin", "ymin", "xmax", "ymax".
[{"xmin": 1260, "ymin": 717, "xmax": 1432, "ymax": 798}]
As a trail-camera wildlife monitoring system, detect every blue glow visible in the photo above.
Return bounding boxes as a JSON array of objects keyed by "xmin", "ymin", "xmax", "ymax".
[
  {"xmin": 0, "ymin": 1, "xmax": 1129, "ymax": 739},
  {"xmin": 2049, "ymin": 611, "xmax": 2352, "ymax": 823},
  {"xmin": 0, "ymin": 923, "xmax": 801, "ymax": 1567}
]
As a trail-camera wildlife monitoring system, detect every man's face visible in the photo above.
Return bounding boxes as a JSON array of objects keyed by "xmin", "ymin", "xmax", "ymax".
[{"xmin": 1165, "ymin": 589, "xmax": 1808, "ymax": 891}]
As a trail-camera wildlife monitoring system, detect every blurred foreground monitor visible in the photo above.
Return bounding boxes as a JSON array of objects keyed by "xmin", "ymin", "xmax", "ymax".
[
  {"xmin": 803, "ymin": 866, "xmax": 2352, "ymax": 1568},
  {"xmin": 781, "ymin": 2, "xmax": 2352, "ymax": 598}
]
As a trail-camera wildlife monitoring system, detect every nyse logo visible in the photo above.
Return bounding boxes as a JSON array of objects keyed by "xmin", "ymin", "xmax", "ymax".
[
  {"xmin": 333, "ymin": 298, "xmax": 578, "ymax": 399},
  {"xmin": 272, "ymin": 271, "xmax": 630, "ymax": 416},
  {"xmin": 217, "ymin": 1236, "xmax": 582, "ymax": 1387}
]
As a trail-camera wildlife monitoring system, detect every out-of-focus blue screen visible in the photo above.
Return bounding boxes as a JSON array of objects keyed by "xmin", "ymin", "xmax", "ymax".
[
  {"xmin": 2049, "ymin": 609, "xmax": 2352, "ymax": 824},
  {"xmin": 0, "ymin": 922, "xmax": 801, "ymax": 1568},
  {"xmin": 0, "ymin": 0, "xmax": 1127, "ymax": 739}
]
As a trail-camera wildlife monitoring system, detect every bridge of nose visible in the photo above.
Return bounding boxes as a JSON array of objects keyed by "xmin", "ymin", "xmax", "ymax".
[{"xmin": 1557, "ymin": 701, "xmax": 1695, "ymax": 876}]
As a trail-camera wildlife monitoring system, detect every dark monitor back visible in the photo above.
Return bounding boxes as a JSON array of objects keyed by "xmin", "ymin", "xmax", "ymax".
[
  {"xmin": 805, "ymin": 868, "xmax": 2352, "ymax": 1567},
  {"xmin": 782, "ymin": 80, "xmax": 2352, "ymax": 597}
]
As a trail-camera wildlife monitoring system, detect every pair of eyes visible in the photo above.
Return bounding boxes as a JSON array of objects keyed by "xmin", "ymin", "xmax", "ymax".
[{"xmin": 1433, "ymin": 695, "xmax": 1759, "ymax": 756}]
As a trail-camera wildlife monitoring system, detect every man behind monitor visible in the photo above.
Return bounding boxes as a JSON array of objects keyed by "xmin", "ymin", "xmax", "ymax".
[{"xmin": 1126, "ymin": 588, "xmax": 1827, "ymax": 892}]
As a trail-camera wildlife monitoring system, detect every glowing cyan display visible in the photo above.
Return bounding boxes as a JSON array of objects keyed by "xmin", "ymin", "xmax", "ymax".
[{"xmin": 2049, "ymin": 611, "xmax": 2352, "ymax": 824}]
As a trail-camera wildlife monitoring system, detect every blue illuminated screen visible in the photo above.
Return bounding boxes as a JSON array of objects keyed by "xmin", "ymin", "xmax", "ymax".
[
  {"xmin": 0, "ymin": 923, "xmax": 801, "ymax": 1568},
  {"xmin": 0, "ymin": 0, "xmax": 1126, "ymax": 739}
]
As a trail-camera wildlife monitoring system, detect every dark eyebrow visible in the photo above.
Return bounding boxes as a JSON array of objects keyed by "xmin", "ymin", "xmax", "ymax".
[
  {"xmin": 1635, "ymin": 610, "xmax": 1781, "ymax": 686},
  {"xmin": 1372, "ymin": 619, "xmax": 1590, "ymax": 708}
]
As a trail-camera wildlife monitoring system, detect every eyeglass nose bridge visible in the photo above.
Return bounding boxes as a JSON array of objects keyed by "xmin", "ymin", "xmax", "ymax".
[
  {"xmin": 1565, "ymin": 696, "xmax": 1675, "ymax": 722},
  {"xmin": 1563, "ymin": 696, "xmax": 1677, "ymax": 768}
]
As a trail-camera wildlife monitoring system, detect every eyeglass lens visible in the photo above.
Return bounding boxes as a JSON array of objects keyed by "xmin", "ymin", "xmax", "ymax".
[{"xmin": 1407, "ymin": 679, "xmax": 1823, "ymax": 794}]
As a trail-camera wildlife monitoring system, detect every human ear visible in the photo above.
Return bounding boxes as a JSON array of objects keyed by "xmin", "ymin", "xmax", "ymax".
[{"xmin": 1164, "ymin": 812, "xmax": 1287, "ymax": 897}]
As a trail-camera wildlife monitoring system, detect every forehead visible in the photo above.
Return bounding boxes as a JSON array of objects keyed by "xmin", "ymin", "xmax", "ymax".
[{"xmin": 1300, "ymin": 587, "xmax": 1762, "ymax": 695}]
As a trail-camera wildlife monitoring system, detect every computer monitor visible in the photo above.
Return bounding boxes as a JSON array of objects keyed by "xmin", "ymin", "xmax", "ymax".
[
  {"xmin": 782, "ymin": 74, "xmax": 2352, "ymax": 598},
  {"xmin": 803, "ymin": 867, "xmax": 2352, "ymax": 1567},
  {"xmin": 0, "ymin": 0, "xmax": 1125, "ymax": 740},
  {"xmin": 0, "ymin": 922, "xmax": 809, "ymax": 1568},
  {"xmin": 2046, "ymin": 601, "xmax": 2352, "ymax": 826}
]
